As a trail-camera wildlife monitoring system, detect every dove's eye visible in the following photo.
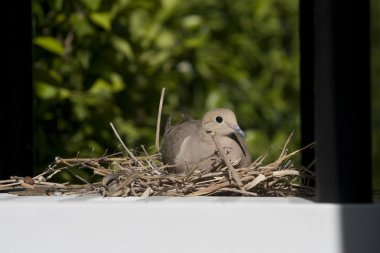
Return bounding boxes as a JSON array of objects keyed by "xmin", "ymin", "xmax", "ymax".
[{"xmin": 215, "ymin": 116, "xmax": 223, "ymax": 123}]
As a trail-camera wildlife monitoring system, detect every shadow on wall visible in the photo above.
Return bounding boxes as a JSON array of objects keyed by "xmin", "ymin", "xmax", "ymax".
[{"xmin": 341, "ymin": 204, "xmax": 380, "ymax": 253}]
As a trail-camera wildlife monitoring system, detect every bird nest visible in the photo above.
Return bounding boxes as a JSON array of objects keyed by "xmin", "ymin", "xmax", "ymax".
[
  {"xmin": 1, "ymin": 132, "xmax": 314, "ymax": 197},
  {"xmin": 0, "ymin": 89, "xmax": 315, "ymax": 197}
]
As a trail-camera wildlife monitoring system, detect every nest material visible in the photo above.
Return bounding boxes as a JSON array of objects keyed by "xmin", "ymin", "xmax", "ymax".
[
  {"xmin": 0, "ymin": 89, "xmax": 315, "ymax": 197},
  {"xmin": 0, "ymin": 133, "xmax": 315, "ymax": 197}
]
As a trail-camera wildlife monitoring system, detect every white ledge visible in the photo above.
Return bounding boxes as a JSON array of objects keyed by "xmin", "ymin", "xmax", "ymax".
[{"xmin": 1, "ymin": 194, "xmax": 379, "ymax": 253}]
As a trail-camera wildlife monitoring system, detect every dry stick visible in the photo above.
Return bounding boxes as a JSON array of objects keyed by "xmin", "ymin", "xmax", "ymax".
[
  {"xmin": 65, "ymin": 168, "xmax": 92, "ymax": 186},
  {"xmin": 252, "ymin": 146, "xmax": 272, "ymax": 166},
  {"xmin": 141, "ymin": 187, "xmax": 153, "ymax": 197},
  {"xmin": 155, "ymin": 87, "xmax": 166, "ymax": 152},
  {"xmin": 189, "ymin": 175, "xmax": 255, "ymax": 196},
  {"xmin": 303, "ymin": 159, "xmax": 316, "ymax": 176},
  {"xmin": 189, "ymin": 182, "xmax": 229, "ymax": 196},
  {"xmin": 57, "ymin": 153, "xmax": 124, "ymax": 163},
  {"xmin": 262, "ymin": 140, "xmax": 315, "ymax": 173},
  {"xmin": 0, "ymin": 179, "xmax": 18, "ymax": 184},
  {"xmin": 45, "ymin": 169, "xmax": 62, "ymax": 180},
  {"xmin": 0, "ymin": 182, "xmax": 22, "ymax": 189},
  {"xmin": 141, "ymin": 145, "xmax": 160, "ymax": 164},
  {"xmin": 277, "ymin": 130, "xmax": 295, "ymax": 160},
  {"xmin": 272, "ymin": 170, "xmax": 300, "ymax": 177},
  {"xmin": 269, "ymin": 141, "xmax": 315, "ymax": 168},
  {"xmin": 245, "ymin": 174, "xmax": 266, "ymax": 190},
  {"xmin": 109, "ymin": 122, "xmax": 145, "ymax": 168},
  {"xmin": 141, "ymin": 145, "xmax": 159, "ymax": 173},
  {"xmin": 37, "ymin": 181, "xmax": 68, "ymax": 187},
  {"xmin": 32, "ymin": 165, "xmax": 58, "ymax": 181},
  {"xmin": 219, "ymin": 188, "xmax": 258, "ymax": 196},
  {"xmin": 209, "ymin": 131, "xmax": 244, "ymax": 189}
]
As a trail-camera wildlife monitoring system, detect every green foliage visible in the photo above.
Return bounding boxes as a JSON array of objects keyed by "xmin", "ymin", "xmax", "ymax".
[
  {"xmin": 34, "ymin": 36, "xmax": 65, "ymax": 55},
  {"xmin": 33, "ymin": 0, "xmax": 300, "ymax": 174}
]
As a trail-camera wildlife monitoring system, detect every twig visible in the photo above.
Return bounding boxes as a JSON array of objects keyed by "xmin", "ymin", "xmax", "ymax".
[
  {"xmin": 46, "ymin": 169, "xmax": 62, "ymax": 180},
  {"xmin": 155, "ymin": 87, "xmax": 166, "ymax": 152},
  {"xmin": 37, "ymin": 181, "xmax": 68, "ymax": 187},
  {"xmin": 141, "ymin": 187, "xmax": 153, "ymax": 197},
  {"xmin": 57, "ymin": 153, "xmax": 123, "ymax": 163},
  {"xmin": 272, "ymin": 170, "xmax": 300, "ymax": 177},
  {"xmin": 209, "ymin": 131, "xmax": 244, "ymax": 189},
  {"xmin": 109, "ymin": 122, "xmax": 145, "ymax": 167},
  {"xmin": 269, "ymin": 141, "xmax": 315, "ymax": 168},
  {"xmin": 303, "ymin": 159, "xmax": 316, "ymax": 176},
  {"xmin": 32, "ymin": 164, "xmax": 57, "ymax": 180},
  {"xmin": 0, "ymin": 179, "xmax": 18, "ymax": 184},
  {"xmin": 0, "ymin": 182, "xmax": 22, "ymax": 189},
  {"xmin": 255, "ymin": 146, "xmax": 272, "ymax": 165},
  {"xmin": 277, "ymin": 130, "xmax": 295, "ymax": 160},
  {"xmin": 219, "ymin": 188, "xmax": 258, "ymax": 196},
  {"xmin": 189, "ymin": 180, "xmax": 230, "ymax": 196},
  {"xmin": 245, "ymin": 174, "xmax": 266, "ymax": 190},
  {"xmin": 66, "ymin": 168, "xmax": 92, "ymax": 186},
  {"xmin": 141, "ymin": 145, "xmax": 159, "ymax": 174}
]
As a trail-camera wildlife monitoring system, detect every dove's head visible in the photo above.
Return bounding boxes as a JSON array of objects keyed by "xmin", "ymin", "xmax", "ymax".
[{"xmin": 201, "ymin": 108, "xmax": 245, "ymax": 137}]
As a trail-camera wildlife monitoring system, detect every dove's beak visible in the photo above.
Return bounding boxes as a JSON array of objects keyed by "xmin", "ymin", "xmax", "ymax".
[{"xmin": 229, "ymin": 125, "xmax": 246, "ymax": 138}]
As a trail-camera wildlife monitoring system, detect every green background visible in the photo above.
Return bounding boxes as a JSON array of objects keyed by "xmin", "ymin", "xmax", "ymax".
[{"xmin": 32, "ymin": 0, "xmax": 379, "ymax": 194}]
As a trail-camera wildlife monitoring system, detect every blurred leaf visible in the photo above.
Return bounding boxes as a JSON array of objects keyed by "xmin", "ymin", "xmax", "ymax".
[
  {"xmin": 110, "ymin": 73, "xmax": 126, "ymax": 92},
  {"xmin": 73, "ymin": 103, "xmax": 89, "ymax": 120},
  {"xmin": 205, "ymin": 90, "xmax": 229, "ymax": 110},
  {"xmin": 81, "ymin": 0, "xmax": 102, "ymax": 11},
  {"xmin": 140, "ymin": 50, "xmax": 171, "ymax": 69},
  {"xmin": 58, "ymin": 88, "xmax": 71, "ymax": 100},
  {"xmin": 34, "ymin": 36, "xmax": 64, "ymax": 55},
  {"xmin": 112, "ymin": 36, "xmax": 134, "ymax": 60},
  {"xmin": 156, "ymin": 30, "xmax": 176, "ymax": 49},
  {"xmin": 35, "ymin": 82, "xmax": 58, "ymax": 99},
  {"xmin": 110, "ymin": 0, "xmax": 131, "ymax": 18},
  {"xmin": 35, "ymin": 81, "xmax": 71, "ymax": 100},
  {"xmin": 181, "ymin": 15, "xmax": 203, "ymax": 30},
  {"xmin": 129, "ymin": 10, "xmax": 154, "ymax": 46},
  {"xmin": 90, "ymin": 12, "xmax": 112, "ymax": 31},
  {"xmin": 54, "ymin": 0, "xmax": 64, "ymax": 11},
  {"xmin": 89, "ymin": 78, "xmax": 112, "ymax": 95},
  {"xmin": 34, "ymin": 69, "xmax": 62, "ymax": 86},
  {"xmin": 70, "ymin": 13, "xmax": 95, "ymax": 38},
  {"xmin": 55, "ymin": 13, "xmax": 66, "ymax": 24},
  {"xmin": 161, "ymin": 0, "xmax": 179, "ymax": 12},
  {"xmin": 158, "ymin": 0, "xmax": 179, "ymax": 22},
  {"xmin": 49, "ymin": 70, "xmax": 63, "ymax": 83},
  {"xmin": 77, "ymin": 50, "xmax": 91, "ymax": 69},
  {"xmin": 32, "ymin": 2, "xmax": 44, "ymax": 23},
  {"xmin": 184, "ymin": 32, "xmax": 208, "ymax": 48}
]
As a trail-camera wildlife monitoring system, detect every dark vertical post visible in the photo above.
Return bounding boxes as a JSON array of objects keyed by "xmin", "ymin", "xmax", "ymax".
[
  {"xmin": 0, "ymin": 2, "xmax": 34, "ymax": 179},
  {"xmin": 314, "ymin": 0, "xmax": 372, "ymax": 202},
  {"xmin": 299, "ymin": 0, "xmax": 316, "ymax": 173}
]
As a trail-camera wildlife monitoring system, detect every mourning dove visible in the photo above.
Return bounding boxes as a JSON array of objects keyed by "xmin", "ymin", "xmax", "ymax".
[{"xmin": 161, "ymin": 108, "xmax": 252, "ymax": 173}]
